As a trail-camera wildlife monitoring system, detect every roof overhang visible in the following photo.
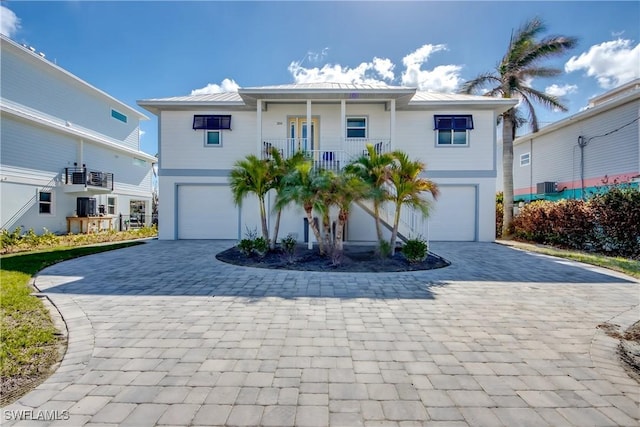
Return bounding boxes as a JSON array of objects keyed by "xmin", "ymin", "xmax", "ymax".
[
  {"xmin": 1, "ymin": 99, "xmax": 157, "ymax": 162},
  {"xmin": 513, "ymin": 89, "xmax": 640, "ymax": 146}
]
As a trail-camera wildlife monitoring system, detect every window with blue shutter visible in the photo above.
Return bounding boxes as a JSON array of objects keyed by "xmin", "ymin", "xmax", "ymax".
[
  {"xmin": 434, "ymin": 115, "xmax": 473, "ymax": 146},
  {"xmin": 193, "ymin": 115, "xmax": 232, "ymax": 130}
]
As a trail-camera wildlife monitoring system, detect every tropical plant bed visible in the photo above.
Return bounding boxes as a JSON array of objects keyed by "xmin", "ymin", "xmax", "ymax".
[{"xmin": 216, "ymin": 244, "xmax": 450, "ymax": 272}]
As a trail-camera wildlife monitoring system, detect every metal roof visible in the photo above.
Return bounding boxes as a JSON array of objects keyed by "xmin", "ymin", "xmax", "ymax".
[{"xmin": 138, "ymin": 83, "xmax": 518, "ymax": 114}]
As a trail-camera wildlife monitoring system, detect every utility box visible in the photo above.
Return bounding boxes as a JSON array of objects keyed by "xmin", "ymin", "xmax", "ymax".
[{"xmin": 536, "ymin": 181, "xmax": 556, "ymax": 194}]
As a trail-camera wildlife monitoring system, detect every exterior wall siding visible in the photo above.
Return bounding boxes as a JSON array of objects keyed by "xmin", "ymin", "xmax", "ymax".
[
  {"xmin": 396, "ymin": 110, "xmax": 496, "ymax": 172},
  {"xmin": 514, "ymin": 98, "xmax": 640, "ymax": 200},
  {"xmin": 1, "ymin": 38, "xmax": 142, "ymax": 150}
]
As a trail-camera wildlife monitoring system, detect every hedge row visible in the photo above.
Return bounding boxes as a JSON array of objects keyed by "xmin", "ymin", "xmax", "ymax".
[{"xmin": 512, "ymin": 186, "xmax": 640, "ymax": 259}]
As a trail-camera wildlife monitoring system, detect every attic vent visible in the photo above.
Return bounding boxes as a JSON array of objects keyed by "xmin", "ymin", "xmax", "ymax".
[
  {"xmin": 193, "ymin": 115, "xmax": 231, "ymax": 130},
  {"xmin": 536, "ymin": 182, "xmax": 557, "ymax": 194}
]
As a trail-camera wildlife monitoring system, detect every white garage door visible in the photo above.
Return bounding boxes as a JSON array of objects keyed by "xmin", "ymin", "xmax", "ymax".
[
  {"xmin": 177, "ymin": 185, "xmax": 238, "ymax": 239},
  {"xmin": 428, "ymin": 186, "xmax": 476, "ymax": 241}
]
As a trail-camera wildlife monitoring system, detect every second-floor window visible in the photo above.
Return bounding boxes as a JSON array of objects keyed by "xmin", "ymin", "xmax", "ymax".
[
  {"xmin": 520, "ymin": 152, "xmax": 531, "ymax": 166},
  {"xmin": 434, "ymin": 115, "xmax": 473, "ymax": 146},
  {"xmin": 205, "ymin": 131, "xmax": 222, "ymax": 147},
  {"xmin": 346, "ymin": 117, "xmax": 367, "ymax": 138},
  {"xmin": 111, "ymin": 109, "xmax": 127, "ymax": 123}
]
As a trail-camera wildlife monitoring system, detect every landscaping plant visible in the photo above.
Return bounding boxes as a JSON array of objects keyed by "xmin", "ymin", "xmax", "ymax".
[{"xmin": 402, "ymin": 237, "xmax": 429, "ymax": 263}]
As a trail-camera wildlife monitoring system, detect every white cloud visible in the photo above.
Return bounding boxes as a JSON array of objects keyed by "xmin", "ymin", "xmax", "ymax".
[
  {"xmin": 0, "ymin": 5, "xmax": 20, "ymax": 37},
  {"xmin": 400, "ymin": 44, "xmax": 462, "ymax": 92},
  {"xmin": 288, "ymin": 57, "xmax": 395, "ymax": 85},
  {"xmin": 565, "ymin": 39, "xmax": 640, "ymax": 89},
  {"xmin": 287, "ymin": 43, "xmax": 463, "ymax": 92},
  {"xmin": 545, "ymin": 83, "xmax": 578, "ymax": 97},
  {"xmin": 190, "ymin": 78, "xmax": 240, "ymax": 95}
]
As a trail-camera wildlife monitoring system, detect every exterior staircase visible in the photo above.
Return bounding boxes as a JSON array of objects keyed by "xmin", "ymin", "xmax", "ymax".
[{"xmin": 355, "ymin": 199, "xmax": 430, "ymax": 244}]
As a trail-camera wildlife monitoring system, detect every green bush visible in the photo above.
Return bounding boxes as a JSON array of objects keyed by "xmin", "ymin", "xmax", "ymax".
[
  {"xmin": 253, "ymin": 236, "xmax": 269, "ymax": 258},
  {"xmin": 512, "ymin": 185, "xmax": 640, "ymax": 258},
  {"xmin": 280, "ymin": 234, "xmax": 297, "ymax": 263},
  {"xmin": 0, "ymin": 226, "xmax": 158, "ymax": 255},
  {"xmin": 402, "ymin": 237, "xmax": 428, "ymax": 263},
  {"xmin": 496, "ymin": 192, "xmax": 504, "ymax": 238},
  {"xmin": 376, "ymin": 239, "xmax": 392, "ymax": 259},
  {"xmin": 237, "ymin": 238, "xmax": 255, "ymax": 257}
]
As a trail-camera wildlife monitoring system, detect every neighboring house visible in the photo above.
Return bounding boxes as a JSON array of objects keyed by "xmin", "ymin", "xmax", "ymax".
[
  {"xmin": 513, "ymin": 79, "xmax": 640, "ymax": 203},
  {"xmin": 0, "ymin": 35, "xmax": 156, "ymax": 234},
  {"xmin": 138, "ymin": 83, "xmax": 516, "ymax": 242}
]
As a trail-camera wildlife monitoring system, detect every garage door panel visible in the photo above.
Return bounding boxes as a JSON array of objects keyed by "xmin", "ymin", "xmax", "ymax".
[
  {"xmin": 178, "ymin": 185, "xmax": 238, "ymax": 239},
  {"xmin": 428, "ymin": 186, "xmax": 476, "ymax": 241}
]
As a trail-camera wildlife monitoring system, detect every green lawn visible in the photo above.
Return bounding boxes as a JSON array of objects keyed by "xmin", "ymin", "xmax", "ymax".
[
  {"xmin": 498, "ymin": 240, "xmax": 640, "ymax": 279},
  {"xmin": 0, "ymin": 241, "xmax": 143, "ymax": 398}
]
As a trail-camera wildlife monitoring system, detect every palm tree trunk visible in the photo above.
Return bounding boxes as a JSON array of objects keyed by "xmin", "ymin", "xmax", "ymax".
[
  {"xmin": 322, "ymin": 211, "xmax": 333, "ymax": 255},
  {"xmin": 373, "ymin": 201, "xmax": 383, "ymax": 242},
  {"xmin": 335, "ymin": 210, "xmax": 347, "ymax": 253},
  {"xmin": 502, "ymin": 116, "xmax": 515, "ymax": 237},
  {"xmin": 389, "ymin": 203, "xmax": 402, "ymax": 254},
  {"xmin": 271, "ymin": 209, "xmax": 282, "ymax": 250},
  {"xmin": 304, "ymin": 205, "xmax": 325, "ymax": 255},
  {"xmin": 259, "ymin": 197, "xmax": 269, "ymax": 242}
]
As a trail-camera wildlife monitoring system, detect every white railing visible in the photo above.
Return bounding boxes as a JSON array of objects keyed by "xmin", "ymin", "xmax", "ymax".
[{"xmin": 261, "ymin": 138, "xmax": 391, "ymax": 164}]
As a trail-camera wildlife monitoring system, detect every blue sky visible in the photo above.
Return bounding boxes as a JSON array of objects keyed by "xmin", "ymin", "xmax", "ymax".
[{"xmin": 2, "ymin": 1, "xmax": 639, "ymax": 156}]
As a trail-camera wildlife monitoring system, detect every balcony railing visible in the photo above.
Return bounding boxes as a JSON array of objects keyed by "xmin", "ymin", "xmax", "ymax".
[
  {"xmin": 261, "ymin": 138, "xmax": 391, "ymax": 167},
  {"xmin": 64, "ymin": 167, "xmax": 114, "ymax": 190}
]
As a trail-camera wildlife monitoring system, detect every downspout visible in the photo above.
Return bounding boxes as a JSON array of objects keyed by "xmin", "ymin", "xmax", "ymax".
[
  {"xmin": 529, "ymin": 138, "xmax": 533, "ymax": 202},
  {"xmin": 578, "ymin": 135, "xmax": 589, "ymax": 200}
]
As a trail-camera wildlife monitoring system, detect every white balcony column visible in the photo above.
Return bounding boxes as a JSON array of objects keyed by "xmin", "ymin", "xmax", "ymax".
[
  {"xmin": 390, "ymin": 99, "xmax": 396, "ymax": 151},
  {"xmin": 306, "ymin": 100, "xmax": 313, "ymax": 250},
  {"xmin": 306, "ymin": 100, "xmax": 312, "ymax": 151},
  {"xmin": 256, "ymin": 99, "xmax": 263, "ymax": 156},
  {"xmin": 340, "ymin": 100, "xmax": 346, "ymax": 145}
]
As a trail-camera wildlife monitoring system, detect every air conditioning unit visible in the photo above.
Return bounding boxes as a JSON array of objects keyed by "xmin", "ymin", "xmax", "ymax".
[{"xmin": 536, "ymin": 181, "xmax": 557, "ymax": 194}]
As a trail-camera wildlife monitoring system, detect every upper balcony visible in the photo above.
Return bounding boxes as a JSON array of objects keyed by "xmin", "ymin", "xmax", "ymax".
[
  {"xmin": 261, "ymin": 137, "xmax": 391, "ymax": 170},
  {"xmin": 63, "ymin": 167, "xmax": 114, "ymax": 194}
]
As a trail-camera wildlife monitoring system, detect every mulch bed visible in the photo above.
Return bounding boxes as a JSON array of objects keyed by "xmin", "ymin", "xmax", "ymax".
[{"xmin": 216, "ymin": 244, "xmax": 450, "ymax": 273}]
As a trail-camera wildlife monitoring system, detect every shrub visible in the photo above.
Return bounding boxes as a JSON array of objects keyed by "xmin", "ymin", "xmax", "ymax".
[
  {"xmin": 253, "ymin": 236, "xmax": 269, "ymax": 258},
  {"xmin": 512, "ymin": 185, "xmax": 640, "ymax": 258},
  {"xmin": 402, "ymin": 237, "xmax": 428, "ymax": 263},
  {"xmin": 496, "ymin": 192, "xmax": 504, "ymax": 238},
  {"xmin": 237, "ymin": 238, "xmax": 255, "ymax": 257},
  {"xmin": 280, "ymin": 234, "xmax": 297, "ymax": 263},
  {"xmin": 376, "ymin": 239, "xmax": 392, "ymax": 259}
]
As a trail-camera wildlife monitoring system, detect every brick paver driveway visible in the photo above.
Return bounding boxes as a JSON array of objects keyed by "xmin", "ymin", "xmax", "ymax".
[{"xmin": 4, "ymin": 240, "xmax": 639, "ymax": 426}]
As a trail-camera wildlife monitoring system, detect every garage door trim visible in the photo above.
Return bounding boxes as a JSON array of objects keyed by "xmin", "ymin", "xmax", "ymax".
[{"xmin": 174, "ymin": 183, "xmax": 241, "ymax": 240}]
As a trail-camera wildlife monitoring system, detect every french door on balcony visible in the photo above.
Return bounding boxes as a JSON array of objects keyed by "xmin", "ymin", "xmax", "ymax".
[{"xmin": 289, "ymin": 117, "xmax": 318, "ymax": 153}]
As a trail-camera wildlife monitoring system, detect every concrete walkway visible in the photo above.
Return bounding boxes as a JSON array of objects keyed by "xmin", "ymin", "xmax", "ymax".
[{"xmin": 3, "ymin": 240, "xmax": 639, "ymax": 426}]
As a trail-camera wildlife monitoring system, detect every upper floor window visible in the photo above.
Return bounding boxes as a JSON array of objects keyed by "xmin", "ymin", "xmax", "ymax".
[
  {"xmin": 39, "ymin": 191, "xmax": 52, "ymax": 215},
  {"xmin": 346, "ymin": 117, "xmax": 367, "ymax": 138},
  {"xmin": 111, "ymin": 109, "xmax": 127, "ymax": 123},
  {"xmin": 205, "ymin": 131, "xmax": 222, "ymax": 147},
  {"xmin": 520, "ymin": 152, "xmax": 531, "ymax": 166},
  {"xmin": 434, "ymin": 115, "xmax": 473, "ymax": 146},
  {"xmin": 193, "ymin": 115, "xmax": 231, "ymax": 130}
]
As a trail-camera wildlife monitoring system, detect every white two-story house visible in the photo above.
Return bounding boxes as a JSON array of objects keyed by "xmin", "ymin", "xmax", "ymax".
[
  {"xmin": 138, "ymin": 83, "xmax": 516, "ymax": 242},
  {"xmin": 0, "ymin": 34, "xmax": 156, "ymax": 234},
  {"xmin": 513, "ymin": 79, "xmax": 640, "ymax": 202}
]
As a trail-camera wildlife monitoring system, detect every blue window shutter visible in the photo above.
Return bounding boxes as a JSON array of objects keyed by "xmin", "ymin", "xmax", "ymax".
[{"xmin": 193, "ymin": 115, "xmax": 232, "ymax": 130}]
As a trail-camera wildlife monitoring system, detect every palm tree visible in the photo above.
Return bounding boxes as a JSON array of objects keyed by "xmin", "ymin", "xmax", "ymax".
[
  {"xmin": 275, "ymin": 160, "xmax": 327, "ymax": 255},
  {"xmin": 330, "ymin": 172, "xmax": 369, "ymax": 253},
  {"xmin": 345, "ymin": 144, "xmax": 394, "ymax": 242},
  {"xmin": 388, "ymin": 151, "xmax": 440, "ymax": 252},
  {"xmin": 460, "ymin": 17, "xmax": 577, "ymax": 236},
  {"xmin": 229, "ymin": 155, "xmax": 271, "ymax": 242},
  {"xmin": 267, "ymin": 148, "xmax": 307, "ymax": 249}
]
